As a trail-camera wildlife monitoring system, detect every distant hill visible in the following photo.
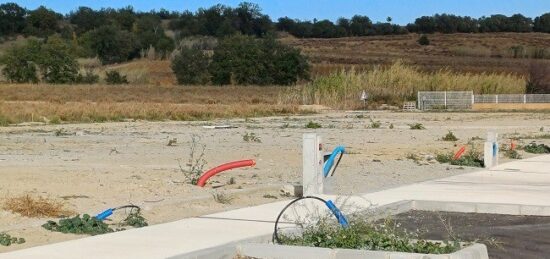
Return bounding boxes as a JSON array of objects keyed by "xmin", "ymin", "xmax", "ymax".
[{"xmin": 282, "ymin": 32, "xmax": 550, "ymax": 76}]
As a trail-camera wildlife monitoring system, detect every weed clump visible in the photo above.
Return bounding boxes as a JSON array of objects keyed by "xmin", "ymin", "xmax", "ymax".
[
  {"xmin": 280, "ymin": 218, "xmax": 461, "ymax": 254},
  {"xmin": 409, "ymin": 123, "xmax": 425, "ymax": 130},
  {"xmin": 212, "ymin": 192, "xmax": 233, "ymax": 204},
  {"xmin": 0, "ymin": 233, "xmax": 25, "ymax": 246},
  {"xmin": 42, "ymin": 211, "xmax": 148, "ymax": 235},
  {"xmin": 4, "ymin": 195, "xmax": 73, "ymax": 218},
  {"xmin": 442, "ymin": 131, "xmax": 458, "ymax": 141},
  {"xmin": 305, "ymin": 121, "xmax": 322, "ymax": 129},
  {"xmin": 504, "ymin": 149, "xmax": 522, "ymax": 159},
  {"xmin": 436, "ymin": 148, "xmax": 484, "ymax": 167},
  {"xmin": 42, "ymin": 214, "xmax": 113, "ymax": 235},
  {"xmin": 242, "ymin": 132, "xmax": 261, "ymax": 143},
  {"xmin": 179, "ymin": 135, "xmax": 207, "ymax": 185},
  {"xmin": 523, "ymin": 142, "xmax": 550, "ymax": 154},
  {"xmin": 368, "ymin": 119, "xmax": 381, "ymax": 129}
]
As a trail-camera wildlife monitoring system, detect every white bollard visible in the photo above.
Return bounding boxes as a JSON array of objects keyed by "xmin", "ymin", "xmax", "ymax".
[
  {"xmin": 484, "ymin": 132, "xmax": 499, "ymax": 168},
  {"xmin": 302, "ymin": 133, "xmax": 323, "ymax": 196}
]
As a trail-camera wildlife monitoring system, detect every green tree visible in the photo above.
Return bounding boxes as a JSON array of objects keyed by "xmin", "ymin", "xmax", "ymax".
[
  {"xmin": 84, "ymin": 25, "xmax": 137, "ymax": 64},
  {"xmin": 209, "ymin": 35, "xmax": 308, "ymax": 85},
  {"xmin": 534, "ymin": 13, "xmax": 550, "ymax": 33},
  {"xmin": 69, "ymin": 6, "xmax": 106, "ymax": 35},
  {"xmin": 0, "ymin": 40, "xmax": 41, "ymax": 83},
  {"xmin": 39, "ymin": 36, "xmax": 79, "ymax": 83},
  {"xmin": 0, "ymin": 2, "xmax": 26, "ymax": 37},
  {"xmin": 135, "ymin": 14, "xmax": 175, "ymax": 58},
  {"xmin": 23, "ymin": 6, "xmax": 61, "ymax": 37},
  {"xmin": 171, "ymin": 47, "xmax": 210, "ymax": 85}
]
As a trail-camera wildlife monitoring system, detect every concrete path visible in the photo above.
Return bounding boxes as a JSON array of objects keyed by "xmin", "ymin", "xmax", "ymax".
[{"xmin": 3, "ymin": 155, "xmax": 550, "ymax": 259}]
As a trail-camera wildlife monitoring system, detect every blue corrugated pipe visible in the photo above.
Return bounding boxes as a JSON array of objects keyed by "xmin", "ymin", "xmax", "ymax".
[{"xmin": 323, "ymin": 146, "xmax": 345, "ymax": 177}]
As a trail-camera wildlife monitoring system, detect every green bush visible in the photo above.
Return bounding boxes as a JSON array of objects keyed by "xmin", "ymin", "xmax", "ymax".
[
  {"xmin": 409, "ymin": 123, "xmax": 425, "ymax": 130},
  {"xmin": 0, "ymin": 232, "xmax": 25, "ymax": 246},
  {"xmin": 209, "ymin": 35, "xmax": 309, "ymax": 85},
  {"xmin": 105, "ymin": 71, "xmax": 129, "ymax": 84},
  {"xmin": 418, "ymin": 34, "xmax": 430, "ymax": 45},
  {"xmin": 171, "ymin": 47, "xmax": 210, "ymax": 85},
  {"xmin": 75, "ymin": 70, "xmax": 100, "ymax": 84},
  {"xmin": 305, "ymin": 121, "xmax": 322, "ymax": 129},
  {"xmin": 523, "ymin": 142, "xmax": 550, "ymax": 154},
  {"xmin": 442, "ymin": 131, "xmax": 458, "ymax": 141}
]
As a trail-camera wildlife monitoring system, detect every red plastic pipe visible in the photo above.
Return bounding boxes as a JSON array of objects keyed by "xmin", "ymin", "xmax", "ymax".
[{"xmin": 196, "ymin": 159, "xmax": 256, "ymax": 187}]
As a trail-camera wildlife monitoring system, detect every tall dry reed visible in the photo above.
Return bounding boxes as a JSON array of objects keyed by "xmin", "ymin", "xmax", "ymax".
[{"xmin": 282, "ymin": 61, "xmax": 526, "ymax": 109}]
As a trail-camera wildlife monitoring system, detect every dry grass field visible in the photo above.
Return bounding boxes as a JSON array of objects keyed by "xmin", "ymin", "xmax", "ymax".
[
  {"xmin": 0, "ymin": 85, "xmax": 299, "ymax": 125},
  {"xmin": 281, "ymin": 33, "xmax": 550, "ymax": 76}
]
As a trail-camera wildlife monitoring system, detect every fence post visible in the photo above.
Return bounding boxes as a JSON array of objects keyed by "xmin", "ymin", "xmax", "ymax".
[
  {"xmin": 495, "ymin": 95, "xmax": 499, "ymax": 104},
  {"xmin": 417, "ymin": 92, "xmax": 420, "ymax": 110},
  {"xmin": 524, "ymin": 94, "xmax": 527, "ymax": 104},
  {"xmin": 444, "ymin": 91, "xmax": 447, "ymax": 109},
  {"xmin": 471, "ymin": 93, "xmax": 474, "ymax": 105}
]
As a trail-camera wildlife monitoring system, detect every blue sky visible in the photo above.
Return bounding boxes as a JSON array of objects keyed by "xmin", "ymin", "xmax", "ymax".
[{"xmin": 5, "ymin": 0, "xmax": 549, "ymax": 25}]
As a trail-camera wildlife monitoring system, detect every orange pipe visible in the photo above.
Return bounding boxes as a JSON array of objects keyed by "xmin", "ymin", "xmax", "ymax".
[
  {"xmin": 453, "ymin": 146, "xmax": 466, "ymax": 160},
  {"xmin": 196, "ymin": 160, "xmax": 256, "ymax": 187}
]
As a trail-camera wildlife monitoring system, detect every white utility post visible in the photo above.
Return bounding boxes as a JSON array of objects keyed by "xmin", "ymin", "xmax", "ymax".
[
  {"xmin": 484, "ymin": 131, "xmax": 499, "ymax": 168},
  {"xmin": 303, "ymin": 133, "xmax": 323, "ymax": 196}
]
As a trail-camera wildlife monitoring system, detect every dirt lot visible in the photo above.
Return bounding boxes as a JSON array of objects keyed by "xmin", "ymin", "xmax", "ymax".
[{"xmin": 1, "ymin": 111, "xmax": 550, "ymax": 252}]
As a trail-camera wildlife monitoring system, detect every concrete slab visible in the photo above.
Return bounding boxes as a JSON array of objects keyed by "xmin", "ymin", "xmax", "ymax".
[{"xmin": 3, "ymin": 155, "xmax": 550, "ymax": 259}]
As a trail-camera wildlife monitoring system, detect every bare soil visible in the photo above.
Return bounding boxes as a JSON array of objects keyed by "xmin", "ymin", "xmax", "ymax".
[
  {"xmin": 1, "ymin": 111, "xmax": 549, "ymax": 252},
  {"xmin": 391, "ymin": 210, "xmax": 550, "ymax": 259}
]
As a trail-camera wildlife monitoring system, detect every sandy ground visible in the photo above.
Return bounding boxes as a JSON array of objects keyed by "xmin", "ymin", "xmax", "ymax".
[{"xmin": 1, "ymin": 111, "xmax": 550, "ymax": 252}]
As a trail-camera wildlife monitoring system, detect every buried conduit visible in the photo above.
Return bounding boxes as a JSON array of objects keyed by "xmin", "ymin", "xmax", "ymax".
[
  {"xmin": 272, "ymin": 196, "xmax": 349, "ymax": 244},
  {"xmin": 323, "ymin": 146, "xmax": 345, "ymax": 177},
  {"xmin": 196, "ymin": 159, "xmax": 256, "ymax": 187}
]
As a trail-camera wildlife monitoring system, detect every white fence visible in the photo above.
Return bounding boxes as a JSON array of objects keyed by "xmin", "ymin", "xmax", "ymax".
[
  {"xmin": 417, "ymin": 91, "xmax": 550, "ymax": 110},
  {"xmin": 417, "ymin": 91, "xmax": 473, "ymax": 110}
]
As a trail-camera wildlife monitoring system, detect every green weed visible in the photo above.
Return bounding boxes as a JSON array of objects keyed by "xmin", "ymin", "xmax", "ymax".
[{"xmin": 305, "ymin": 121, "xmax": 322, "ymax": 129}]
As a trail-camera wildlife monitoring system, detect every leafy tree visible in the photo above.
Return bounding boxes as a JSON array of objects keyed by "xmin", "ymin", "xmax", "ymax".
[
  {"xmin": 69, "ymin": 7, "xmax": 106, "ymax": 35},
  {"xmin": 0, "ymin": 40, "xmax": 41, "ymax": 83},
  {"xmin": 134, "ymin": 14, "xmax": 175, "ymax": 58},
  {"xmin": 0, "ymin": 2, "xmax": 26, "ymax": 37},
  {"xmin": 350, "ymin": 15, "xmax": 373, "ymax": 36},
  {"xmin": 23, "ymin": 6, "xmax": 61, "ymax": 37},
  {"xmin": 336, "ymin": 18, "xmax": 351, "ymax": 36},
  {"xmin": 107, "ymin": 6, "xmax": 136, "ymax": 31},
  {"xmin": 414, "ymin": 16, "xmax": 437, "ymax": 33},
  {"xmin": 311, "ymin": 20, "xmax": 339, "ymax": 38},
  {"xmin": 277, "ymin": 17, "xmax": 296, "ymax": 32},
  {"xmin": 84, "ymin": 25, "xmax": 137, "ymax": 64},
  {"xmin": 534, "ymin": 13, "xmax": 550, "ymax": 33},
  {"xmin": 209, "ymin": 35, "xmax": 308, "ymax": 85},
  {"xmin": 39, "ymin": 36, "xmax": 79, "ymax": 83},
  {"xmin": 507, "ymin": 14, "xmax": 532, "ymax": 32},
  {"xmin": 171, "ymin": 47, "xmax": 210, "ymax": 85}
]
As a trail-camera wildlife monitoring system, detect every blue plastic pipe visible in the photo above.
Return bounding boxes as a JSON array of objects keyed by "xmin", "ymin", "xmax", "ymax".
[
  {"xmin": 325, "ymin": 200, "xmax": 349, "ymax": 228},
  {"xmin": 323, "ymin": 146, "xmax": 345, "ymax": 177},
  {"xmin": 96, "ymin": 208, "xmax": 114, "ymax": 220}
]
